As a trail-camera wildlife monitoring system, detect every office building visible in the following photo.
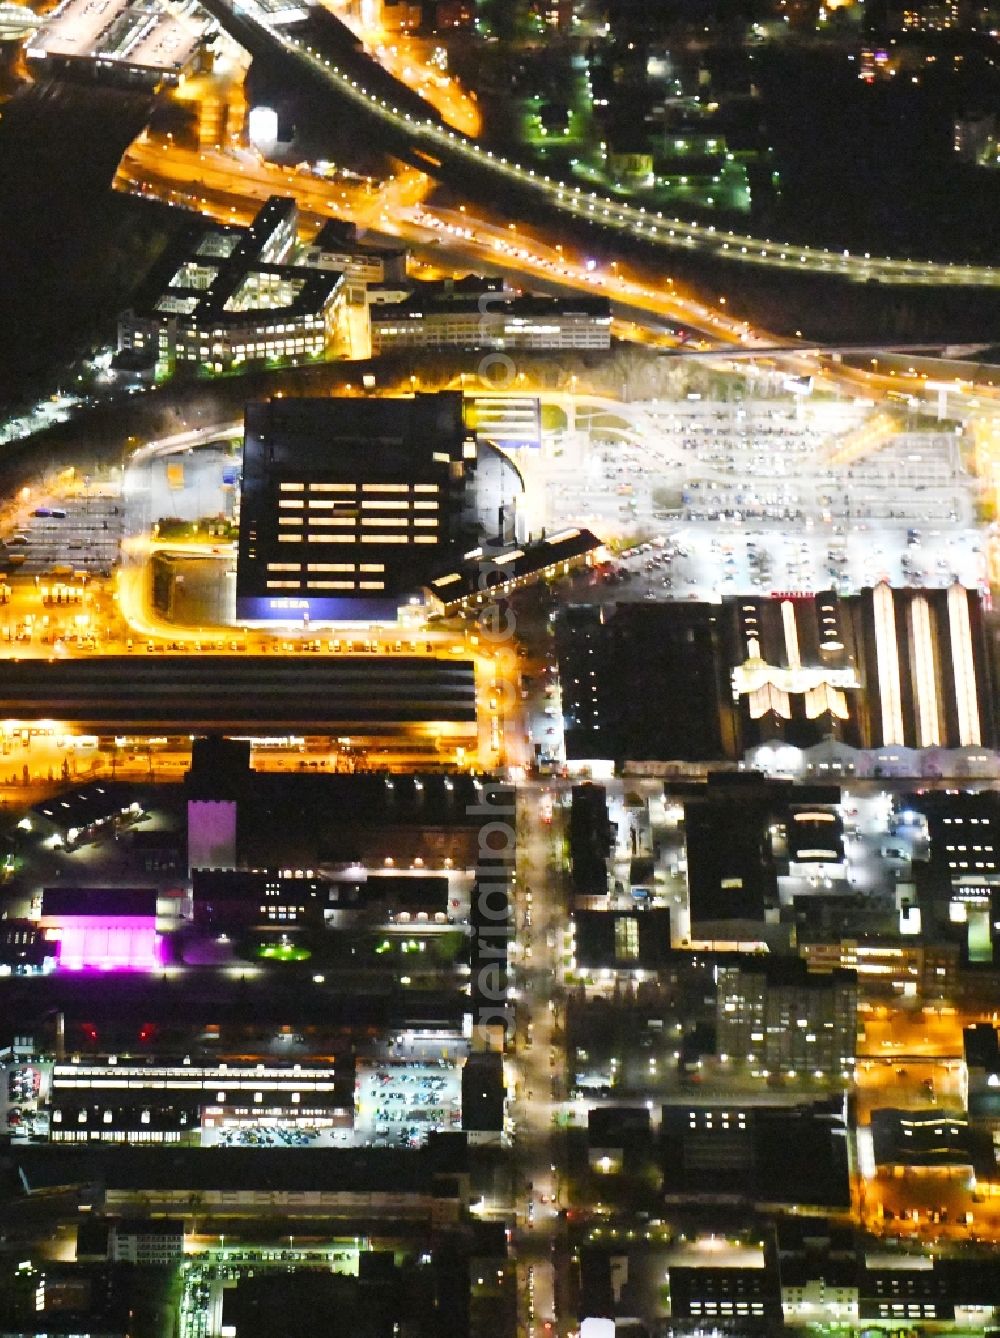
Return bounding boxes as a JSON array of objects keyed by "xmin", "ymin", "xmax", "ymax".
[
  {"xmin": 859, "ymin": 1259, "xmax": 1000, "ymax": 1325},
  {"xmin": 908, "ymin": 789, "xmax": 1000, "ymax": 964},
  {"xmin": 235, "ymin": 390, "xmax": 522, "ymax": 622},
  {"xmin": 191, "ymin": 868, "xmax": 329, "ymax": 930},
  {"xmin": 108, "ymin": 1218, "xmax": 185, "ymax": 1265},
  {"xmin": 911, "ymin": 788, "xmax": 1000, "ymax": 886},
  {"xmin": 571, "ymin": 909, "xmax": 673, "ymax": 974},
  {"xmin": 776, "ymin": 1220, "xmax": 860, "ymax": 1326},
  {"xmin": 117, "ymin": 197, "xmax": 347, "ymax": 378},
  {"xmin": 666, "ymin": 1267, "xmax": 781, "ymax": 1324},
  {"xmin": 300, "ymin": 216, "xmax": 407, "ymax": 288},
  {"xmin": 870, "ymin": 1107, "xmax": 991, "ymax": 1174},
  {"xmin": 369, "ymin": 276, "xmax": 612, "ymax": 353},
  {"xmin": 715, "ymin": 956, "xmax": 858, "ymax": 1077},
  {"xmin": 799, "ymin": 937, "xmax": 959, "ymax": 1000}
]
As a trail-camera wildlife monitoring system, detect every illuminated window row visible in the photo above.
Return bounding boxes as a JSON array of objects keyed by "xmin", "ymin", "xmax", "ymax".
[
  {"xmin": 302, "ymin": 563, "xmax": 384, "ymax": 573},
  {"xmin": 55, "ymin": 1065, "xmax": 338, "ymax": 1080}
]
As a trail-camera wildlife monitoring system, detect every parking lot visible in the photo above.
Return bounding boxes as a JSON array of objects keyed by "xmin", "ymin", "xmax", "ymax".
[
  {"xmin": 598, "ymin": 522, "xmax": 987, "ymax": 604},
  {"xmin": 1, "ymin": 492, "xmax": 124, "ymax": 576},
  {"xmin": 537, "ymin": 396, "xmax": 986, "ymax": 601},
  {"xmin": 355, "ymin": 1059, "xmax": 462, "ymax": 1147},
  {"xmin": 204, "ymin": 1124, "xmax": 327, "ymax": 1148}
]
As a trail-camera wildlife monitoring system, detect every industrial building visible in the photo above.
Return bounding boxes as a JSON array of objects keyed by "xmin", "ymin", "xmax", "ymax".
[
  {"xmin": 0, "ymin": 657, "xmax": 480, "ymax": 766},
  {"xmin": 13, "ymin": 1137, "xmax": 470, "ymax": 1221},
  {"xmin": 729, "ymin": 582, "xmax": 994, "ymax": 750},
  {"xmin": 667, "ymin": 771, "xmax": 842, "ymax": 948},
  {"xmin": 659, "ymin": 1098, "xmax": 851, "ymax": 1208},
  {"xmin": 556, "ymin": 584, "xmax": 996, "ymax": 764},
  {"xmin": 26, "ymin": 0, "xmax": 210, "ymax": 88},
  {"xmin": 38, "ymin": 887, "xmax": 178, "ymax": 974},
  {"xmin": 556, "ymin": 602, "xmax": 735, "ymax": 763}
]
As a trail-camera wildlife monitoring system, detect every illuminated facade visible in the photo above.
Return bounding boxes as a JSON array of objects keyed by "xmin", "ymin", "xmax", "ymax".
[
  {"xmin": 47, "ymin": 1057, "xmax": 353, "ymax": 1143},
  {"xmin": 369, "ymin": 276, "xmax": 612, "ymax": 352},
  {"xmin": 730, "ymin": 583, "xmax": 994, "ymax": 753},
  {"xmin": 858, "ymin": 582, "xmax": 990, "ymax": 749},
  {"xmin": 730, "ymin": 590, "xmax": 858, "ymax": 733},
  {"xmin": 52, "ymin": 919, "xmax": 162, "ymax": 973},
  {"xmin": 235, "ymin": 391, "xmax": 521, "ymax": 622},
  {"xmin": 38, "ymin": 889, "xmax": 173, "ymax": 973},
  {"xmin": 117, "ymin": 197, "xmax": 346, "ymax": 378},
  {"xmin": 425, "ymin": 528, "xmax": 603, "ymax": 617},
  {"xmin": 716, "ymin": 957, "xmax": 858, "ymax": 1077},
  {"xmin": 799, "ymin": 938, "xmax": 958, "ymax": 998}
]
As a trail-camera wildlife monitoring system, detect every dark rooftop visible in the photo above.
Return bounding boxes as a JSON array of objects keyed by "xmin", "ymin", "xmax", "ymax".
[
  {"xmin": 0, "ymin": 656, "xmax": 477, "ymax": 731},
  {"xmin": 660, "ymin": 1100, "xmax": 851, "ymax": 1208},
  {"xmin": 128, "ymin": 196, "xmax": 342, "ymax": 328},
  {"xmin": 965, "ymin": 1023, "xmax": 1000, "ymax": 1070},
  {"xmin": 40, "ymin": 887, "xmax": 159, "ymax": 919},
  {"xmin": 373, "ymin": 276, "xmax": 612, "ymax": 322},
  {"xmin": 573, "ymin": 909, "xmax": 673, "ymax": 971},
  {"xmin": 14, "ymin": 1137, "xmax": 468, "ymax": 1195}
]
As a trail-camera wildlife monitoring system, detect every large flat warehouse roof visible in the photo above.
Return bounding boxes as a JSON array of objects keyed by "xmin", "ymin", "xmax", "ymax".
[
  {"xmin": 28, "ymin": 0, "xmax": 207, "ymax": 74},
  {"xmin": 0, "ymin": 655, "xmax": 477, "ymax": 731}
]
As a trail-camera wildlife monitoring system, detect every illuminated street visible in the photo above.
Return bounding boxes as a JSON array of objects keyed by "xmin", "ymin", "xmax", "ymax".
[
  {"xmin": 207, "ymin": 0, "xmax": 1000, "ymax": 288},
  {"xmin": 6, "ymin": 0, "xmax": 1000, "ymax": 1330}
]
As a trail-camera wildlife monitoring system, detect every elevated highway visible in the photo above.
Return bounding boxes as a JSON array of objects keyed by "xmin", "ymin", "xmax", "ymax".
[
  {"xmin": 660, "ymin": 342, "xmax": 993, "ymax": 360},
  {"xmin": 200, "ymin": 0, "xmax": 1000, "ymax": 289}
]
